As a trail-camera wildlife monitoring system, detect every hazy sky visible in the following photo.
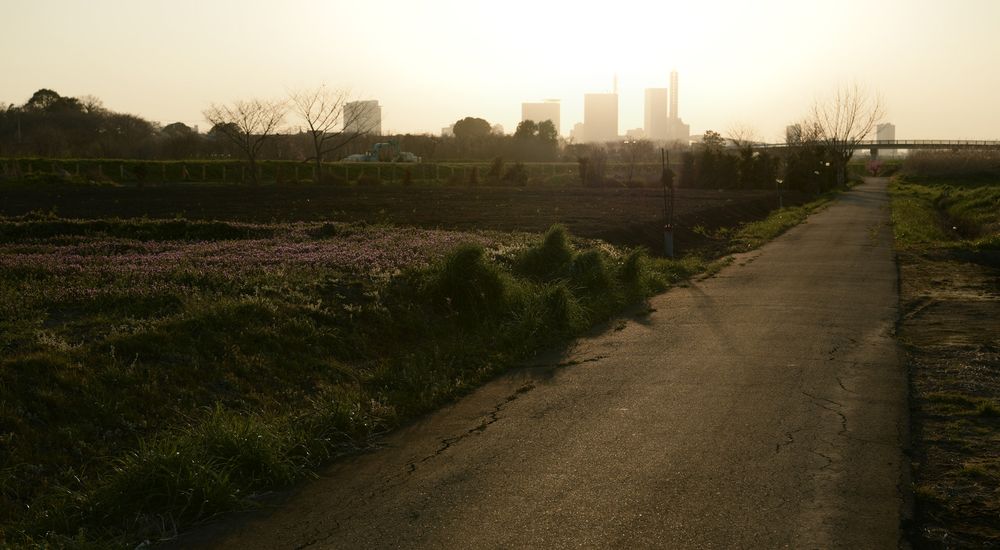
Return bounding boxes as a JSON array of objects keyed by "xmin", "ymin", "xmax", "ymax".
[{"xmin": 3, "ymin": 0, "xmax": 999, "ymax": 140}]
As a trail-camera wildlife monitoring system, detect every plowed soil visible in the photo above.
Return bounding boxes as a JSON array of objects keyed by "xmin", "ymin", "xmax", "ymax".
[{"xmin": 0, "ymin": 184, "xmax": 806, "ymax": 252}]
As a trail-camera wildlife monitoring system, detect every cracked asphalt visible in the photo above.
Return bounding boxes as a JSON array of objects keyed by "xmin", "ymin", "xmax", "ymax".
[{"xmin": 181, "ymin": 179, "xmax": 907, "ymax": 549}]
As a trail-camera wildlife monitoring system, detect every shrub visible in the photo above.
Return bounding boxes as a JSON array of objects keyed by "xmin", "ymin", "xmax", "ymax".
[
  {"xmin": 571, "ymin": 249, "xmax": 614, "ymax": 294},
  {"xmin": 901, "ymin": 150, "xmax": 1000, "ymax": 180},
  {"xmin": 501, "ymin": 162, "xmax": 528, "ymax": 186},
  {"xmin": 517, "ymin": 225, "xmax": 575, "ymax": 281},
  {"xmin": 427, "ymin": 244, "xmax": 509, "ymax": 318},
  {"xmin": 487, "ymin": 157, "xmax": 505, "ymax": 181},
  {"xmin": 542, "ymin": 282, "xmax": 585, "ymax": 333},
  {"xmin": 619, "ymin": 248, "xmax": 649, "ymax": 299}
]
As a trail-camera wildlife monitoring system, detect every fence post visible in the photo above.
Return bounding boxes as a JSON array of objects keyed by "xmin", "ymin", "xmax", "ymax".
[{"xmin": 75, "ymin": 163, "xmax": 80, "ymax": 176}]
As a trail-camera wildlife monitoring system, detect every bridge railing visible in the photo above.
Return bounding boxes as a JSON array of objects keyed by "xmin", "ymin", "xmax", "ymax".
[{"xmin": 755, "ymin": 139, "xmax": 1000, "ymax": 149}]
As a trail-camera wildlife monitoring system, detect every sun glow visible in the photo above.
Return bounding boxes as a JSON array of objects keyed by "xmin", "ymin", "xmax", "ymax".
[{"xmin": 2, "ymin": 0, "xmax": 1000, "ymax": 139}]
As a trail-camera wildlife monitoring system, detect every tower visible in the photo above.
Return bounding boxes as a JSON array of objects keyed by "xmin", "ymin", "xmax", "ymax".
[
  {"xmin": 584, "ymin": 93, "xmax": 619, "ymax": 143},
  {"xmin": 644, "ymin": 88, "xmax": 669, "ymax": 141},
  {"xmin": 669, "ymin": 70, "xmax": 679, "ymax": 120}
]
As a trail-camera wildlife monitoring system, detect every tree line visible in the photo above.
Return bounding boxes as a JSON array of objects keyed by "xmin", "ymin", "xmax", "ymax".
[{"xmin": 2, "ymin": 84, "xmax": 883, "ymax": 191}]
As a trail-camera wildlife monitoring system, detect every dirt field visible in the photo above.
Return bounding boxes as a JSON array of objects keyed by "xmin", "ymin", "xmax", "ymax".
[{"xmin": 0, "ymin": 184, "xmax": 805, "ymax": 253}]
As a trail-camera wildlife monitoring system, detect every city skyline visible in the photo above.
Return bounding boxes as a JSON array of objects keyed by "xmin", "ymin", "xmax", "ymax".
[{"xmin": 3, "ymin": 0, "xmax": 1000, "ymax": 140}]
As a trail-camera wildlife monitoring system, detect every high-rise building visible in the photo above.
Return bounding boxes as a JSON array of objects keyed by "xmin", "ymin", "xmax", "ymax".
[
  {"xmin": 665, "ymin": 70, "xmax": 690, "ymax": 143},
  {"xmin": 521, "ymin": 100, "xmax": 561, "ymax": 135},
  {"xmin": 876, "ymin": 123, "xmax": 896, "ymax": 157},
  {"xmin": 876, "ymin": 123, "xmax": 896, "ymax": 142},
  {"xmin": 583, "ymin": 93, "xmax": 618, "ymax": 143},
  {"xmin": 644, "ymin": 88, "xmax": 669, "ymax": 141},
  {"xmin": 344, "ymin": 100, "xmax": 381, "ymax": 135}
]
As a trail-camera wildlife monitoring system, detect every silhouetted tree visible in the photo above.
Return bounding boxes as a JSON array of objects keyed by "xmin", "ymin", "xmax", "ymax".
[
  {"xmin": 680, "ymin": 151, "xmax": 696, "ymax": 187},
  {"xmin": 804, "ymin": 83, "xmax": 885, "ymax": 187},
  {"xmin": 514, "ymin": 120, "xmax": 538, "ymax": 139},
  {"xmin": 203, "ymin": 98, "xmax": 286, "ymax": 184},
  {"xmin": 453, "ymin": 117, "xmax": 491, "ymax": 141},
  {"xmin": 513, "ymin": 119, "xmax": 558, "ymax": 161},
  {"xmin": 24, "ymin": 89, "xmax": 64, "ymax": 111},
  {"xmin": 780, "ymin": 121, "xmax": 828, "ymax": 191},
  {"xmin": 161, "ymin": 122, "xmax": 201, "ymax": 159},
  {"xmin": 290, "ymin": 86, "xmax": 374, "ymax": 182}
]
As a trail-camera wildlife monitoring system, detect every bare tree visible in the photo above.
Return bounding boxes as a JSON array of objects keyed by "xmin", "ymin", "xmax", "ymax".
[
  {"xmin": 806, "ymin": 84, "xmax": 885, "ymax": 185},
  {"xmin": 726, "ymin": 123, "xmax": 759, "ymax": 148},
  {"xmin": 289, "ymin": 86, "xmax": 377, "ymax": 182},
  {"xmin": 203, "ymin": 98, "xmax": 286, "ymax": 184}
]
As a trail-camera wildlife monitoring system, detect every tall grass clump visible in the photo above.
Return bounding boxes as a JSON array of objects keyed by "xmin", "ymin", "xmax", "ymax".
[
  {"xmin": 426, "ymin": 244, "xmax": 510, "ymax": 319},
  {"xmin": 516, "ymin": 224, "xmax": 575, "ymax": 281}
]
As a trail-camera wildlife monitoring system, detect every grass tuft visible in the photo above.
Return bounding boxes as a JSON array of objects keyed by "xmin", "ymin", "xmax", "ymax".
[
  {"xmin": 427, "ymin": 244, "xmax": 510, "ymax": 318},
  {"xmin": 517, "ymin": 224, "xmax": 576, "ymax": 281}
]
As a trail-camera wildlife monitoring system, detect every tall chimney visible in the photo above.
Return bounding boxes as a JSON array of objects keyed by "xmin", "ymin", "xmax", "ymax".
[{"xmin": 669, "ymin": 70, "xmax": 679, "ymax": 119}]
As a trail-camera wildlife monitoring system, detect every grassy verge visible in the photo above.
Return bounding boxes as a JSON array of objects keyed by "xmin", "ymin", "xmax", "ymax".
[
  {"xmin": 889, "ymin": 176, "xmax": 1000, "ymax": 547},
  {"xmin": 0, "ymin": 219, "xmax": 708, "ymax": 548},
  {"xmin": 691, "ymin": 190, "xmax": 839, "ymax": 253}
]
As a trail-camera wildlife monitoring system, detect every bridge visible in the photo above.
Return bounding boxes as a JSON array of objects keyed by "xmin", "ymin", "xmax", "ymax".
[{"xmin": 755, "ymin": 139, "xmax": 1000, "ymax": 158}]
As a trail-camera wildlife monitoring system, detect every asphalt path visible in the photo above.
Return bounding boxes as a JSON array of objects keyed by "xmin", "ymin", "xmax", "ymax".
[{"xmin": 185, "ymin": 178, "xmax": 907, "ymax": 549}]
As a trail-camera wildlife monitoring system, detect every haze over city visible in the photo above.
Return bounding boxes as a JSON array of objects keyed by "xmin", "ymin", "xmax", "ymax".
[{"xmin": 3, "ymin": 0, "xmax": 1000, "ymax": 140}]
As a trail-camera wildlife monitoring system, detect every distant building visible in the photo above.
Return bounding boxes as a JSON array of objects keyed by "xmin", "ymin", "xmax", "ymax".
[
  {"xmin": 521, "ymin": 100, "xmax": 561, "ymax": 135},
  {"xmin": 876, "ymin": 123, "xmax": 897, "ymax": 158},
  {"xmin": 583, "ymin": 93, "xmax": 618, "ymax": 143},
  {"xmin": 625, "ymin": 128, "xmax": 646, "ymax": 139},
  {"xmin": 665, "ymin": 70, "xmax": 690, "ymax": 144},
  {"xmin": 876, "ymin": 123, "xmax": 896, "ymax": 142},
  {"xmin": 491, "ymin": 123, "xmax": 505, "ymax": 135},
  {"xmin": 441, "ymin": 125, "xmax": 454, "ymax": 137},
  {"xmin": 570, "ymin": 122, "xmax": 586, "ymax": 143},
  {"xmin": 644, "ymin": 88, "xmax": 669, "ymax": 141},
  {"xmin": 669, "ymin": 70, "xmax": 679, "ymax": 120},
  {"xmin": 665, "ymin": 118, "xmax": 691, "ymax": 144},
  {"xmin": 344, "ymin": 100, "xmax": 381, "ymax": 135}
]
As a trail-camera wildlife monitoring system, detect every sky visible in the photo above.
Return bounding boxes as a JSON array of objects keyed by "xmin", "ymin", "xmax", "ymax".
[{"xmin": 3, "ymin": 0, "xmax": 1000, "ymax": 141}]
